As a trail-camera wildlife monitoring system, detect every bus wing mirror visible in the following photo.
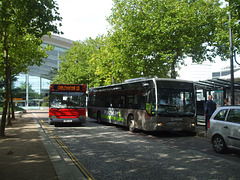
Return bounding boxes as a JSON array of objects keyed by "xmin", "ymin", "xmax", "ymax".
[{"xmin": 147, "ymin": 91, "xmax": 151, "ymax": 103}]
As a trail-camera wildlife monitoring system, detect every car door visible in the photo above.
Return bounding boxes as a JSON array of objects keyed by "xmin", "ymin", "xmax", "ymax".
[
  {"xmin": 211, "ymin": 108, "xmax": 229, "ymax": 136},
  {"xmin": 226, "ymin": 108, "xmax": 240, "ymax": 149}
]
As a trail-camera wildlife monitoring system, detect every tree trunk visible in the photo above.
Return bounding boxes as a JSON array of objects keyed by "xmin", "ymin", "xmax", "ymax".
[
  {"xmin": 171, "ymin": 59, "xmax": 177, "ymax": 79},
  {"xmin": 0, "ymin": 32, "xmax": 10, "ymax": 137},
  {"xmin": 7, "ymin": 95, "xmax": 13, "ymax": 126},
  {"xmin": 1, "ymin": 98, "xmax": 8, "ymax": 136},
  {"xmin": 170, "ymin": 51, "xmax": 180, "ymax": 79},
  {"xmin": 7, "ymin": 75, "xmax": 14, "ymax": 126},
  {"xmin": 7, "ymin": 102, "xmax": 11, "ymax": 126}
]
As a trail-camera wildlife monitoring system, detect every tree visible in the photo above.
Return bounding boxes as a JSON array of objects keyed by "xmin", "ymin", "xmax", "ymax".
[
  {"xmin": 53, "ymin": 35, "xmax": 135, "ymax": 88},
  {"xmin": 88, "ymin": 36, "xmax": 131, "ymax": 86},
  {"xmin": 53, "ymin": 37, "xmax": 101, "ymax": 86},
  {"xmin": 53, "ymin": 0, "xmax": 235, "ymax": 89},
  {"xmin": 91, "ymin": 35, "xmax": 146, "ymax": 85},
  {"xmin": 1, "ymin": 35, "xmax": 52, "ymax": 126},
  {"xmin": 0, "ymin": 0, "xmax": 62, "ymax": 136},
  {"xmin": 42, "ymin": 96, "xmax": 49, "ymax": 107},
  {"xmin": 107, "ymin": 0, "xmax": 229, "ymax": 78}
]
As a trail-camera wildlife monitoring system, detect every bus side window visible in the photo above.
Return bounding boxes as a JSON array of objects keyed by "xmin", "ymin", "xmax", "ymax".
[
  {"xmin": 120, "ymin": 95, "xmax": 125, "ymax": 108},
  {"xmin": 95, "ymin": 93, "xmax": 101, "ymax": 107},
  {"xmin": 140, "ymin": 91, "xmax": 147, "ymax": 110},
  {"xmin": 113, "ymin": 93, "xmax": 121, "ymax": 108},
  {"xmin": 133, "ymin": 94, "xmax": 139, "ymax": 109},
  {"xmin": 89, "ymin": 94, "xmax": 96, "ymax": 106},
  {"xmin": 127, "ymin": 95, "xmax": 133, "ymax": 109},
  {"xmin": 96, "ymin": 92, "xmax": 105, "ymax": 107},
  {"xmin": 105, "ymin": 92, "xmax": 113, "ymax": 107}
]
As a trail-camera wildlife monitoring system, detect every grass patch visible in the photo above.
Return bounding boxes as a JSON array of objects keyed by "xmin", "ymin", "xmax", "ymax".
[
  {"xmin": 0, "ymin": 106, "xmax": 25, "ymax": 112},
  {"xmin": 14, "ymin": 106, "xmax": 25, "ymax": 111}
]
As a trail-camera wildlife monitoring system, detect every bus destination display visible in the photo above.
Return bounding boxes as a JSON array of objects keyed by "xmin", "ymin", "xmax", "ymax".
[{"xmin": 51, "ymin": 84, "xmax": 85, "ymax": 91}]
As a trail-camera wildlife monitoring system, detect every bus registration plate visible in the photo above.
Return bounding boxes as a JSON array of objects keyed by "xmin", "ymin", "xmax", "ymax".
[
  {"xmin": 172, "ymin": 128, "xmax": 182, "ymax": 131},
  {"xmin": 63, "ymin": 120, "xmax": 72, "ymax": 123},
  {"xmin": 171, "ymin": 118, "xmax": 182, "ymax": 121}
]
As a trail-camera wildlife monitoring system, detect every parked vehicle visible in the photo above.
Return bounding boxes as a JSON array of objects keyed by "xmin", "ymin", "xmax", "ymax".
[{"xmin": 207, "ymin": 106, "xmax": 240, "ymax": 153}]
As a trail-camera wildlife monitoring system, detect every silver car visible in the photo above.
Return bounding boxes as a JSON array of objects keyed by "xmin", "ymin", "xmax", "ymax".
[{"xmin": 207, "ymin": 106, "xmax": 240, "ymax": 153}]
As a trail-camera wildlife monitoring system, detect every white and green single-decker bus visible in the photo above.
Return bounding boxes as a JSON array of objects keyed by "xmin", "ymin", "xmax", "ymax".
[{"xmin": 88, "ymin": 78, "xmax": 196, "ymax": 133}]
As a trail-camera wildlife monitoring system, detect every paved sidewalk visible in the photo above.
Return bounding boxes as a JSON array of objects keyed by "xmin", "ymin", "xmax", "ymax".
[
  {"xmin": 0, "ymin": 111, "xmax": 87, "ymax": 180},
  {"xmin": 0, "ymin": 113, "xmax": 58, "ymax": 180}
]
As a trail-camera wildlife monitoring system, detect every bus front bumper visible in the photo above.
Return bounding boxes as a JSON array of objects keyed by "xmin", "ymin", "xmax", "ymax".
[
  {"xmin": 49, "ymin": 116, "xmax": 86, "ymax": 125},
  {"xmin": 154, "ymin": 121, "xmax": 196, "ymax": 132}
]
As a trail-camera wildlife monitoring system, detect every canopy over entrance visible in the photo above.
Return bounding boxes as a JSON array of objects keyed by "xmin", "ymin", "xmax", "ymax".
[
  {"xmin": 195, "ymin": 78, "xmax": 240, "ymax": 91},
  {"xmin": 194, "ymin": 78, "xmax": 240, "ymax": 115}
]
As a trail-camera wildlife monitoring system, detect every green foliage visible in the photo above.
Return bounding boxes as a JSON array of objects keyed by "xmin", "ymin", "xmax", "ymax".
[
  {"xmin": 0, "ymin": 34, "xmax": 51, "ymax": 78},
  {"xmin": 43, "ymin": 96, "xmax": 49, "ymax": 103},
  {"xmin": 0, "ymin": 106, "xmax": 25, "ymax": 113},
  {"xmin": 54, "ymin": 0, "xmax": 239, "ymax": 88},
  {"xmin": 225, "ymin": 0, "xmax": 240, "ymax": 52},
  {"xmin": 0, "ymin": 0, "xmax": 62, "ymax": 38},
  {"xmin": 0, "ymin": 0, "xmax": 61, "ymax": 78},
  {"xmin": 0, "ymin": 0, "xmax": 62, "ymax": 136},
  {"xmin": 41, "ymin": 102, "xmax": 49, "ymax": 107},
  {"xmin": 41, "ymin": 96, "xmax": 49, "ymax": 107},
  {"xmin": 53, "ymin": 36, "xmax": 135, "ymax": 87},
  {"xmin": 53, "ymin": 37, "xmax": 101, "ymax": 86},
  {"xmin": 108, "ymin": 0, "xmax": 228, "ymax": 78},
  {"xmin": 89, "ymin": 36, "xmax": 133, "ymax": 86}
]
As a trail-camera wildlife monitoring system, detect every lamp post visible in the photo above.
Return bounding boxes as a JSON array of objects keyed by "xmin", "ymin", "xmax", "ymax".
[
  {"xmin": 229, "ymin": 1, "xmax": 235, "ymax": 105},
  {"xmin": 26, "ymin": 73, "xmax": 29, "ymax": 109}
]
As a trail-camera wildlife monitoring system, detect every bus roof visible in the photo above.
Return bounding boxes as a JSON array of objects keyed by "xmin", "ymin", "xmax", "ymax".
[{"xmin": 89, "ymin": 78, "xmax": 193, "ymax": 91}]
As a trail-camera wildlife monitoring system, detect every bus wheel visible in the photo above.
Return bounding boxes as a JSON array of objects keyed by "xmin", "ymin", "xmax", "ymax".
[
  {"xmin": 128, "ymin": 115, "xmax": 135, "ymax": 132},
  {"xmin": 49, "ymin": 120, "xmax": 54, "ymax": 125},
  {"xmin": 97, "ymin": 112, "xmax": 102, "ymax": 124}
]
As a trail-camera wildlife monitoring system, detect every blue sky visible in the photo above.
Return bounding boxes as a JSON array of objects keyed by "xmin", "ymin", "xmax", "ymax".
[{"xmin": 56, "ymin": 0, "xmax": 113, "ymax": 41}]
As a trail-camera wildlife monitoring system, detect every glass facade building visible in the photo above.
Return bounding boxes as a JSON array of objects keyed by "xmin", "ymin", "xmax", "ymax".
[{"xmin": 13, "ymin": 35, "xmax": 73, "ymax": 109}]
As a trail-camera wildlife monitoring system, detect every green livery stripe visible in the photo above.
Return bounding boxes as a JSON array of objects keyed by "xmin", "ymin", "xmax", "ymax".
[{"xmin": 101, "ymin": 114, "xmax": 124, "ymax": 122}]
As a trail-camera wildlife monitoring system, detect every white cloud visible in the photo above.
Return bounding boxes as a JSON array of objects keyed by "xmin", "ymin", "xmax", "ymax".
[{"xmin": 56, "ymin": 0, "xmax": 113, "ymax": 41}]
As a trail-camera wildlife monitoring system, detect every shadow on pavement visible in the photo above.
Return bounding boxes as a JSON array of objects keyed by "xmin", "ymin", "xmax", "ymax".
[{"xmin": 0, "ymin": 117, "xmax": 58, "ymax": 180}]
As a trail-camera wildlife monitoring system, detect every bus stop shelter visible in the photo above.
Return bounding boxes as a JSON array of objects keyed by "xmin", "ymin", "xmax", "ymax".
[{"xmin": 194, "ymin": 78, "xmax": 240, "ymax": 115}]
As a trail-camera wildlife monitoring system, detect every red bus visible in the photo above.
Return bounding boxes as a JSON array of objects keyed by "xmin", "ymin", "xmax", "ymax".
[{"xmin": 49, "ymin": 84, "xmax": 87, "ymax": 125}]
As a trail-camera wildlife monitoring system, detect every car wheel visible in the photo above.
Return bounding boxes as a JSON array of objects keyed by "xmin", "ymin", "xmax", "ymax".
[{"xmin": 212, "ymin": 135, "xmax": 227, "ymax": 153}]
